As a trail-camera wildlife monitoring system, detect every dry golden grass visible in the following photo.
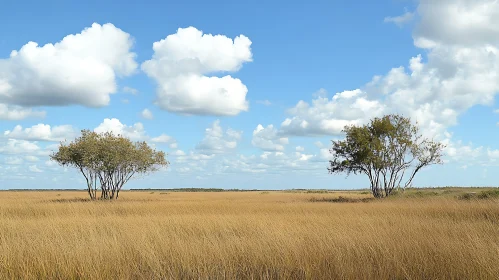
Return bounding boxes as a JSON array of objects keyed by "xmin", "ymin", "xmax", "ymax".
[{"xmin": 0, "ymin": 190, "xmax": 498, "ymax": 279}]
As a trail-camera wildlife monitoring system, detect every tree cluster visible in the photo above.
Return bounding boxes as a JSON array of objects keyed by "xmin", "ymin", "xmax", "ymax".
[
  {"xmin": 50, "ymin": 130, "xmax": 168, "ymax": 200},
  {"xmin": 328, "ymin": 114, "xmax": 444, "ymax": 198}
]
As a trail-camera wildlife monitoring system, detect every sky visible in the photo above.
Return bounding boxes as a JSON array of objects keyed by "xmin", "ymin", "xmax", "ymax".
[{"xmin": 1, "ymin": 0, "xmax": 499, "ymax": 190}]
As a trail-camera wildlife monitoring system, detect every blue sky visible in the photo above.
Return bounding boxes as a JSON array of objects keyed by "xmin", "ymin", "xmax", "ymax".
[{"xmin": 1, "ymin": 0, "xmax": 499, "ymax": 189}]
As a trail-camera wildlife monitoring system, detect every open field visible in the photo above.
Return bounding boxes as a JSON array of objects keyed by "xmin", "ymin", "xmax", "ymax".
[{"xmin": 0, "ymin": 189, "xmax": 498, "ymax": 279}]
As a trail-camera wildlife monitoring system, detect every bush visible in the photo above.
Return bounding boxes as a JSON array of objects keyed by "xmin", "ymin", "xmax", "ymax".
[
  {"xmin": 457, "ymin": 193, "xmax": 477, "ymax": 200},
  {"xmin": 477, "ymin": 189, "xmax": 499, "ymax": 199},
  {"xmin": 406, "ymin": 191, "xmax": 439, "ymax": 198},
  {"xmin": 458, "ymin": 189, "xmax": 499, "ymax": 200},
  {"xmin": 310, "ymin": 196, "xmax": 374, "ymax": 203},
  {"xmin": 306, "ymin": 190, "xmax": 329, "ymax": 194}
]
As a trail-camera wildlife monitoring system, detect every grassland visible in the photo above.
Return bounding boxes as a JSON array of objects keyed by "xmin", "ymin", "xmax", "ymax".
[{"xmin": 0, "ymin": 188, "xmax": 498, "ymax": 279}]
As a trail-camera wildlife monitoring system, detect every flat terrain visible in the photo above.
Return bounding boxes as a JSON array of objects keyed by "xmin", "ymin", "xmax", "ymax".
[{"xmin": 0, "ymin": 189, "xmax": 498, "ymax": 279}]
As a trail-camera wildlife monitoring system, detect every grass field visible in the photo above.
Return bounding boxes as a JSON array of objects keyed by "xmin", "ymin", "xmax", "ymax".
[{"xmin": 0, "ymin": 188, "xmax": 498, "ymax": 279}]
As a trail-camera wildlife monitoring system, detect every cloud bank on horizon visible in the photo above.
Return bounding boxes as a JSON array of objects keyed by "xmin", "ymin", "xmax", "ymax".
[{"xmin": 1, "ymin": 0, "xmax": 499, "ymax": 189}]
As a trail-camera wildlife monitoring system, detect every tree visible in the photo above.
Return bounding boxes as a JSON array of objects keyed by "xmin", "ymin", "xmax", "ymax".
[
  {"xmin": 50, "ymin": 130, "xmax": 100, "ymax": 199},
  {"xmin": 50, "ymin": 130, "xmax": 168, "ymax": 200},
  {"xmin": 328, "ymin": 114, "xmax": 444, "ymax": 198}
]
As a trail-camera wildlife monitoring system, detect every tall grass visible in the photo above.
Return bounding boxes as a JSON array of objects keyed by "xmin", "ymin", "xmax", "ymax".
[{"xmin": 0, "ymin": 190, "xmax": 498, "ymax": 279}]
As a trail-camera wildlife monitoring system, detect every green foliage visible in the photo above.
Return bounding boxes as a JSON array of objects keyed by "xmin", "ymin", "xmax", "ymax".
[
  {"xmin": 477, "ymin": 189, "xmax": 499, "ymax": 199},
  {"xmin": 309, "ymin": 196, "xmax": 374, "ymax": 203},
  {"xmin": 457, "ymin": 193, "xmax": 478, "ymax": 200},
  {"xmin": 328, "ymin": 114, "xmax": 445, "ymax": 198},
  {"xmin": 50, "ymin": 130, "xmax": 169, "ymax": 200},
  {"xmin": 458, "ymin": 189, "xmax": 499, "ymax": 200}
]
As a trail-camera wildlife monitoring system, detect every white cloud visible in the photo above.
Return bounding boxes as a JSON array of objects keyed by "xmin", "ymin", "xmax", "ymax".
[
  {"xmin": 280, "ymin": 89, "xmax": 384, "ymax": 136},
  {"xmin": 442, "ymin": 137, "xmax": 484, "ymax": 163},
  {"xmin": 0, "ymin": 104, "xmax": 46, "ymax": 120},
  {"xmin": 277, "ymin": 0, "xmax": 499, "ymax": 142},
  {"xmin": 141, "ymin": 108, "xmax": 153, "ymax": 120},
  {"xmin": 0, "ymin": 139, "xmax": 40, "ymax": 155},
  {"xmin": 171, "ymin": 150, "xmax": 186, "ymax": 156},
  {"xmin": 295, "ymin": 146, "xmax": 305, "ymax": 152},
  {"xmin": 256, "ymin": 100, "xmax": 272, "ymax": 106},
  {"xmin": 25, "ymin": 155, "xmax": 39, "ymax": 162},
  {"xmin": 123, "ymin": 86, "xmax": 138, "ymax": 95},
  {"xmin": 314, "ymin": 141, "xmax": 324, "ymax": 148},
  {"xmin": 151, "ymin": 133, "xmax": 177, "ymax": 149},
  {"xmin": 219, "ymin": 150, "xmax": 321, "ymax": 174},
  {"xmin": 487, "ymin": 149, "xmax": 499, "ymax": 161},
  {"xmin": 0, "ymin": 23, "xmax": 137, "ymax": 108},
  {"xmin": 142, "ymin": 26, "xmax": 252, "ymax": 116},
  {"xmin": 414, "ymin": 0, "xmax": 499, "ymax": 48},
  {"xmin": 5, "ymin": 157, "xmax": 23, "ymax": 165},
  {"xmin": 384, "ymin": 11, "xmax": 415, "ymax": 27},
  {"xmin": 94, "ymin": 118, "xmax": 146, "ymax": 141},
  {"xmin": 28, "ymin": 165, "xmax": 42, "ymax": 173},
  {"xmin": 252, "ymin": 124, "xmax": 288, "ymax": 151},
  {"xmin": 4, "ymin": 124, "xmax": 77, "ymax": 142},
  {"xmin": 195, "ymin": 120, "xmax": 242, "ymax": 155},
  {"xmin": 45, "ymin": 160, "xmax": 57, "ymax": 167},
  {"xmin": 93, "ymin": 118, "xmax": 178, "ymax": 150}
]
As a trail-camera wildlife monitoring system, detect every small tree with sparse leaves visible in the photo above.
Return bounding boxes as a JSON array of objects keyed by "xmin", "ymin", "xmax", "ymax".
[
  {"xmin": 328, "ymin": 114, "xmax": 444, "ymax": 198},
  {"xmin": 50, "ymin": 130, "xmax": 168, "ymax": 200}
]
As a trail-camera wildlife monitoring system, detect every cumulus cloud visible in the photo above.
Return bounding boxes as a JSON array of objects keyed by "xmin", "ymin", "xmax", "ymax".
[
  {"xmin": 0, "ymin": 139, "xmax": 40, "ymax": 155},
  {"xmin": 93, "ymin": 118, "xmax": 179, "ymax": 150},
  {"xmin": 252, "ymin": 124, "xmax": 289, "ymax": 151},
  {"xmin": 151, "ymin": 134, "xmax": 177, "ymax": 149},
  {"xmin": 141, "ymin": 108, "xmax": 153, "ymax": 120},
  {"xmin": 414, "ymin": 0, "xmax": 499, "ymax": 48},
  {"xmin": 278, "ymin": 0, "xmax": 499, "ymax": 143},
  {"xmin": 0, "ymin": 104, "xmax": 46, "ymax": 120},
  {"xmin": 256, "ymin": 100, "xmax": 272, "ymax": 106},
  {"xmin": 142, "ymin": 26, "xmax": 252, "ymax": 116},
  {"xmin": 122, "ymin": 86, "xmax": 138, "ymax": 95},
  {"xmin": 384, "ymin": 11, "xmax": 415, "ymax": 27},
  {"xmin": 217, "ymin": 150, "xmax": 320, "ymax": 174},
  {"xmin": 5, "ymin": 157, "xmax": 23, "ymax": 165},
  {"xmin": 0, "ymin": 23, "xmax": 137, "ymax": 108},
  {"xmin": 25, "ymin": 155, "xmax": 39, "ymax": 162},
  {"xmin": 195, "ymin": 120, "xmax": 242, "ymax": 155},
  {"xmin": 4, "ymin": 124, "xmax": 77, "ymax": 142},
  {"xmin": 28, "ymin": 165, "xmax": 42, "ymax": 173},
  {"xmin": 280, "ymin": 89, "xmax": 384, "ymax": 136},
  {"xmin": 94, "ymin": 118, "xmax": 146, "ymax": 141}
]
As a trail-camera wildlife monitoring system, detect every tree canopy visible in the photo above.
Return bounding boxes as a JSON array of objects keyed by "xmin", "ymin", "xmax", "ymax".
[
  {"xmin": 50, "ymin": 130, "xmax": 168, "ymax": 199},
  {"xmin": 328, "ymin": 114, "xmax": 444, "ymax": 198}
]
